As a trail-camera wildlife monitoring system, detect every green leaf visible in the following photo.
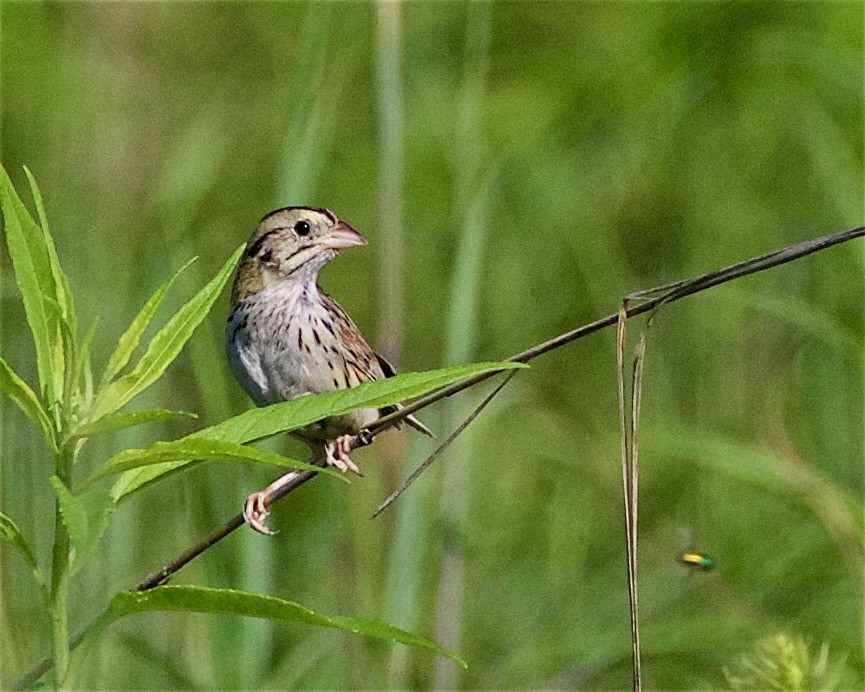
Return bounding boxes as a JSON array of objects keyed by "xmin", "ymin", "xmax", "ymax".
[
  {"xmin": 44, "ymin": 296, "xmax": 78, "ymax": 417},
  {"xmin": 91, "ymin": 438, "xmax": 343, "ymax": 486},
  {"xmin": 198, "ymin": 361, "xmax": 526, "ymax": 445},
  {"xmin": 24, "ymin": 166, "xmax": 77, "ymax": 336},
  {"xmin": 100, "ymin": 258, "xmax": 196, "ymax": 386},
  {"xmin": 0, "ymin": 164, "xmax": 58, "ymax": 401},
  {"xmin": 73, "ymin": 317, "xmax": 99, "ymax": 412},
  {"xmin": 82, "ymin": 586, "xmax": 466, "ymax": 669},
  {"xmin": 0, "ymin": 510, "xmax": 47, "ymax": 593},
  {"xmin": 90, "ymin": 245, "xmax": 243, "ymax": 421},
  {"xmin": 0, "ymin": 357, "xmax": 57, "ymax": 451},
  {"xmin": 50, "ymin": 477, "xmax": 114, "ymax": 572},
  {"xmin": 112, "ymin": 362, "xmax": 526, "ymax": 501},
  {"xmin": 71, "ymin": 408, "xmax": 197, "ymax": 441}
]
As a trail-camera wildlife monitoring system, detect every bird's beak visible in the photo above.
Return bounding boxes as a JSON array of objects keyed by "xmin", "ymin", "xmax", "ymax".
[{"xmin": 318, "ymin": 221, "xmax": 367, "ymax": 250}]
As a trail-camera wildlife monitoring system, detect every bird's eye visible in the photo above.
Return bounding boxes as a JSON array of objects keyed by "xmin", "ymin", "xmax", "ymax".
[{"xmin": 295, "ymin": 220, "xmax": 311, "ymax": 236}]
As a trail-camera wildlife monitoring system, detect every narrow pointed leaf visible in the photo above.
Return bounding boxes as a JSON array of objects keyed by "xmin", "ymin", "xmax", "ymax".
[
  {"xmin": 95, "ymin": 438, "xmax": 343, "ymax": 490},
  {"xmin": 0, "ymin": 165, "xmax": 56, "ymax": 400},
  {"xmin": 24, "ymin": 166, "xmax": 77, "ymax": 335},
  {"xmin": 197, "ymin": 361, "xmax": 527, "ymax": 445},
  {"xmin": 0, "ymin": 510, "xmax": 47, "ymax": 591},
  {"xmin": 101, "ymin": 258, "xmax": 196, "ymax": 386},
  {"xmin": 113, "ymin": 362, "xmax": 526, "ymax": 501},
  {"xmin": 43, "ymin": 295, "xmax": 79, "ymax": 420},
  {"xmin": 50, "ymin": 477, "xmax": 114, "ymax": 573},
  {"xmin": 0, "ymin": 357, "xmax": 56, "ymax": 451},
  {"xmin": 71, "ymin": 408, "xmax": 197, "ymax": 440},
  {"xmin": 81, "ymin": 587, "xmax": 466, "ymax": 668},
  {"xmin": 90, "ymin": 245, "xmax": 243, "ymax": 420},
  {"xmin": 74, "ymin": 317, "xmax": 99, "ymax": 411}
]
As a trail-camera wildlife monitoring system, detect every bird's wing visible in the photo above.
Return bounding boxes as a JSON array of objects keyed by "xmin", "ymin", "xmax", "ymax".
[{"xmin": 319, "ymin": 288, "xmax": 433, "ymax": 438}]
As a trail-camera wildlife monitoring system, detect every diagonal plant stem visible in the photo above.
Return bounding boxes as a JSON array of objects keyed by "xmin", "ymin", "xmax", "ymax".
[
  {"xmin": 372, "ymin": 371, "xmax": 515, "ymax": 519},
  {"xmin": 108, "ymin": 226, "xmax": 865, "ymax": 591},
  {"xmin": 15, "ymin": 224, "xmax": 865, "ymax": 689}
]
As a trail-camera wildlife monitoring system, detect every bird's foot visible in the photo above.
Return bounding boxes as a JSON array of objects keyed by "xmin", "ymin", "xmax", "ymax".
[
  {"xmin": 326, "ymin": 435, "xmax": 362, "ymax": 476},
  {"xmin": 243, "ymin": 491, "xmax": 276, "ymax": 536}
]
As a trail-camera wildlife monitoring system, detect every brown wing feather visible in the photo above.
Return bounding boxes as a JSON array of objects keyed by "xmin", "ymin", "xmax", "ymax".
[{"xmin": 319, "ymin": 287, "xmax": 433, "ymax": 438}]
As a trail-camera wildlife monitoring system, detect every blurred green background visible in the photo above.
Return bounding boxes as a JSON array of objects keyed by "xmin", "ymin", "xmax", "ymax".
[{"xmin": 1, "ymin": 1, "xmax": 863, "ymax": 689}]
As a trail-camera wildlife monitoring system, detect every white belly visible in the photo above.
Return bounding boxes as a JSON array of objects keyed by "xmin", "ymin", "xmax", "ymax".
[{"xmin": 225, "ymin": 283, "xmax": 380, "ymax": 440}]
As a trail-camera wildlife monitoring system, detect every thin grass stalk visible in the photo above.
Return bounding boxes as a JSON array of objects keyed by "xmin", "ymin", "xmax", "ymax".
[
  {"xmin": 861, "ymin": 10, "xmax": 865, "ymax": 663},
  {"xmin": 432, "ymin": 8, "xmax": 492, "ymax": 688},
  {"xmin": 373, "ymin": 373, "xmax": 515, "ymax": 519},
  {"xmin": 0, "ymin": 0, "xmax": 5, "ymax": 676},
  {"xmin": 156, "ymin": 136, "xmax": 241, "ymax": 689},
  {"xmin": 383, "ymin": 445, "xmax": 428, "ymax": 685},
  {"xmin": 375, "ymin": 0, "xmax": 403, "ymax": 367},
  {"xmin": 372, "ymin": 1, "xmax": 419, "ymax": 685},
  {"xmin": 237, "ymin": 11, "xmax": 335, "ymax": 685},
  {"xmin": 50, "ymin": 444, "xmax": 76, "ymax": 687},
  {"xmin": 242, "ymin": 8, "xmax": 344, "ymax": 685},
  {"xmin": 431, "ymin": 198, "xmax": 485, "ymax": 689},
  {"xmin": 616, "ymin": 308, "xmax": 640, "ymax": 691},
  {"xmin": 628, "ymin": 326, "xmax": 649, "ymax": 690}
]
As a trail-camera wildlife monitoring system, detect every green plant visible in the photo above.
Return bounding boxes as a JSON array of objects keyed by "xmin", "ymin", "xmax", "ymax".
[
  {"xmin": 0, "ymin": 166, "xmax": 524, "ymax": 687},
  {"xmin": 725, "ymin": 634, "xmax": 849, "ymax": 691}
]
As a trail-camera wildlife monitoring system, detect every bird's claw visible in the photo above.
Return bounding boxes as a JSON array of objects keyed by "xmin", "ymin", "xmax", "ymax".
[
  {"xmin": 243, "ymin": 491, "xmax": 277, "ymax": 535},
  {"xmin": 326, "ymin": 435, "xmax": 362, "ymax": 476}
]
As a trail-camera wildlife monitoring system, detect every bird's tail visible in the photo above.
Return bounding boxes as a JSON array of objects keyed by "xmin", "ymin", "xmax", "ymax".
[{"xmin": 405, "ymin": 412, "xmax": 434, "ymax": 438}]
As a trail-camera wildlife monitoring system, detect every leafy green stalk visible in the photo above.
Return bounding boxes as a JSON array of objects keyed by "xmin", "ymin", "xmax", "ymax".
[
  {"xmin": 49, "ymin": 445, "xmax": 76, "ymax": 687},
  {"xmin": 2, "ymin": 168, "xmax": 502, "ymax": 689}
]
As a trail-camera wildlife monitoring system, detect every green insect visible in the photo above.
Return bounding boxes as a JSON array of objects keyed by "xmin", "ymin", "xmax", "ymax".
[{"xmin": 677, "ymin": 551, "xmax": 716, "ymax": 571}]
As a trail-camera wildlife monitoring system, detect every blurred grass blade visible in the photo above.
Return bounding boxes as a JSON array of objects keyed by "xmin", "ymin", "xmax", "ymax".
[
  {"xmin": 70, "ymin": 408, "xmax": 197, "ymax": 441},
  {"xmin": 0, "ymin": 510, "xmax": 48, "ymax": 594},
  {"xmin": 91, "ymin": 438, "xmax": 343, "ymax": 485},
  {"xmin": 0, "ymin": 164, "xmax": 58, "ymax": 402},
  {"xmin": 49, "ymin": 477, "xmax": 114, "ymax": 574},
  {"xmin": 78, "ymin": 586, "xmax": 466, "ymax": 668},
  {"xmin": 90, "ymin": 245, "xmax": 243, "ymax": 421},
  {"xmin": 23, "ymin": 166, "xmax": 77, "ymax": 335},
  {"xmin": 155, "ymin": 111, "xmax": 231, "ymax": 235},
  {"xmin": 0, "ymin": 357, "xmax": 57, "ymax": 451},
  {"xmin": 100, "ymin": 257, "xmax": 197, "ymax": 387},
  {"xmin": 111, "ymin": 362, "xmax": 527, "ymax": 501}
]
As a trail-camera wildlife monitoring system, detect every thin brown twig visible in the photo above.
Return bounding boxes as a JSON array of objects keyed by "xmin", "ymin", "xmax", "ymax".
[
  {"xmin": 371, "ymin": 371, "xmax": 515, "ymax": 519},
  {"xmin": 369, "ymin": 225, "xmax": 865, "ymax": 437},
  {"xmin": 15, "ymin": 224, "xmax": 865, "ymax": 689},
  {"xmin": 617, "ymin": 306, "xmax": 641, "ymax": 691}
]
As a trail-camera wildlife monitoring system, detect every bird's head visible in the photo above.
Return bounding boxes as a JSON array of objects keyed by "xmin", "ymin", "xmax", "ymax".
[{"xmin": 232, "ymin": 207, "xmax": 366, "ymax": 302}]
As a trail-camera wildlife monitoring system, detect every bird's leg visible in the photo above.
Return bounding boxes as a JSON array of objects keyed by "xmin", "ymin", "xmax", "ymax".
[
  {"xmin": 325, "ymin": 434, "xmax": 362, "ymax": 476},
  {"xmin": 244, "ymin": 444, "xmax": 328, "ymax": 535},
  {"xmin": 243, "ymin": 437, "xmax": 361, "ymax": 535},
  {"xmin": 243, "ymin": 469, "xmax": 304, "ymax": 535}
]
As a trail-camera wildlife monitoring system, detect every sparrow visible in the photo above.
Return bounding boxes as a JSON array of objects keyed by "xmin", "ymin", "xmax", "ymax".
[{"xmin": 225, "ymin": 206, "xmax": 430, "ymax": 534}]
